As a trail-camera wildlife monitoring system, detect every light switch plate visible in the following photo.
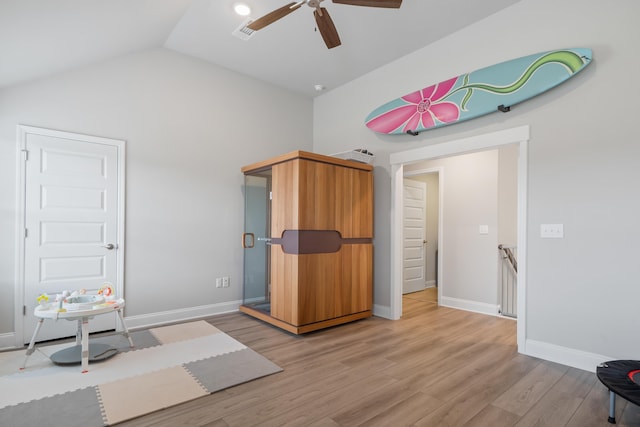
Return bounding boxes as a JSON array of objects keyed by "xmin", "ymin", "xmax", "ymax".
[
  {"xmin": 541, "ymin": 224, "xmax": 564, "ymax": 238},
  {"xmin": 479, "ymin": 225, "xmax": 489, "ymax": 235}
]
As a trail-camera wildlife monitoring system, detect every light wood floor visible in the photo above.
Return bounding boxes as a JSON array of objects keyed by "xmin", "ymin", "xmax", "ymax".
[
  {"xmin": 119, "ymin": 296, "xmax": 640, "ymax": 426},
  {"xmin": 404, "ymin": 287, "xmax": 438, "ymax": 304}
]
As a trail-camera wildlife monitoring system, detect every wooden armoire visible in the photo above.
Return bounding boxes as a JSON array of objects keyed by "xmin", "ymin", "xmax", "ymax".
[{"xmin": 240, "ymin": 151, "xmax": 373, "ymax": 334}]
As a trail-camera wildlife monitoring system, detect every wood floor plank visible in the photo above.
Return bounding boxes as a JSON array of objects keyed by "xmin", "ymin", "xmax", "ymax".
[
  {"xmin": 296, "ymin": 379, "xmax": 417, "ymax": 427},
  {"xmin": 566, "ymin": 381, "xmax": 625, "ymax": 427},
  {"xmin": 306, "ymin": 417, "xmax": 341, "ymax": 427},
  {"xmin": 492, "ymin": 360, "xmax": 569, "ymax": 416},
  {"xmin": 462, "ymin": 404, "xmax": 521, "ymax": 427},
  {"xmin": 418, "ymin": 346, "xmax": 517, "ymax": 402},
  {"xmin": 512, "ymin": 365, "xmax": 598, "ymax": 426},
  {"xmin": 351, "ymin": 390, "xmax": 444, "ymax": 427},
  {"xmin": 552, "ymin": 366, "xmax": 598, "ymax": 398},
  {"xmin": 513, "ymin": 388, "xmax": 584, "ymax": 427},
  {"xmin": 221, "ymin": 363, "xmax": 398, "ymax": 426},
  {"xmin": 619, "ymin": 402, "xmax": 640, "ymax": 427},
  {"xmin": 412, "ymin": 354, "xmax": 540, "ymax": 426}
]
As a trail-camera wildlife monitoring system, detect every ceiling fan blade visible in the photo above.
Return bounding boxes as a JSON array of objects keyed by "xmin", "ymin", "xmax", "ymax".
[
  {"xmin": 332, "ymin": 0, "xmax": 402, "ymax": 8},
  {"xmin": 247, "ymin": 2, "xmax": 303, "ymax": 31},
  {"xmin": 314, "ymin": 7, "xmax": 341, "ymax": 49}
]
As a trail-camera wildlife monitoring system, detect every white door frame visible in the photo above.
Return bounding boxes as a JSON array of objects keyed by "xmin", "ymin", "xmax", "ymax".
[
  {"xmin": 390, "ymin": 125, "xmax": 529, "ymax": 352},
  {"xmin": 14, "ymin": 125, "xmax": 126, "ymax": 348},
  {"xmin": 404, "ymin": 168, "xmax": 443, "ymax": 303}
]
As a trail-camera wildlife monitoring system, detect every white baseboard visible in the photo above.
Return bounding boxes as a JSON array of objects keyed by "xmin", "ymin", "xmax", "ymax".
[
  {"xmin": 373, "ymin": 304, "xmax": 392, "ymax": 319},
  {"xmin": 524, "ymin": 339, "xmax": 615, "ymax": 373},
  {"xmin": 123, "ymin": 300, "xmax": 242, "ymax": 330},
  {"xmin": 425, "ymin": 280, "xmax": 436, "ymax": 288},
  {"xmin": 0, "ymin": 332, "xmax": 17, "ymax": 351},
  {"xmin": 440, "ymin": 296, "xmax": 499, "ymax": 316}
]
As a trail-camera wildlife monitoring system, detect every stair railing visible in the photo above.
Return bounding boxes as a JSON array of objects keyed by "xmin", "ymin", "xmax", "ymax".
[{"xmin": 498, "ymin": 244, "xmax": 517, "ymax": 318}]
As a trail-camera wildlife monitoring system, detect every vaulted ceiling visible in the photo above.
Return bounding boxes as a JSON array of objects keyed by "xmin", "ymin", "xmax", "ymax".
[{"xmin": 0, "ymin": 0, "xmax": 519, "ymax": 97}]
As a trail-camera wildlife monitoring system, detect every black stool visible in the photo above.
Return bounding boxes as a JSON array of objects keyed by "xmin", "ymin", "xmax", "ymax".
[{"xmin": 596, "ymin": 360, "xmax": 640, "ymax": 424}]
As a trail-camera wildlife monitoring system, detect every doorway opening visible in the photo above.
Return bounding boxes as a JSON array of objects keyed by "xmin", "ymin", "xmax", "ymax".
[{"xmin": 390, "ymin": 125, "xmax": 529, "ymax": 352}]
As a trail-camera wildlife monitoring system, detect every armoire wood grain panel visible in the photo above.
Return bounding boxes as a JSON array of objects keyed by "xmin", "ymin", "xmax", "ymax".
[
  {"xmin": 336, "ymin": 244, "xmax": 373, "ymax": 317},
  {"xmin": 293, "ymin": 159, "xmax": 373, "ymax": 238},
  {"xmin": 297, "ymin": 252, "xmax": 341, "ymax": 325},
  {"xmin": 270, "ymin": 248, "xmax": 297, "ymax": 323},
  {"xmin": 271, "ymin": 159, "xmax": 299, "ymax": 236},
  {"xmin": 274, "ymin": 246, "xmax": 372, "ymax": 326},
  {"xmin": 354, "ymin": 168, "xmax": 374, "ymax": 237}
]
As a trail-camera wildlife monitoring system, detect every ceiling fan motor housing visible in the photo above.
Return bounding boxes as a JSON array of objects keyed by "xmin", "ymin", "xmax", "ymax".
[{"xmin": 250, "ymin": 0, "xmax": 402, "ymax": 49}]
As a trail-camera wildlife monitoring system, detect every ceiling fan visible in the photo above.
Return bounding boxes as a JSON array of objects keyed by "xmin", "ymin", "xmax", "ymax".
[{"xmin": 247, "ymin": 0, "xmax": 403, "ymax": 49}]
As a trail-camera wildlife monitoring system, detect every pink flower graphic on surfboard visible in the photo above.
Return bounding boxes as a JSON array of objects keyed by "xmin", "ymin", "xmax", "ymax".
[{"xmin": 366, "ymin": 77, "xmax": 460, "ymax": 134}]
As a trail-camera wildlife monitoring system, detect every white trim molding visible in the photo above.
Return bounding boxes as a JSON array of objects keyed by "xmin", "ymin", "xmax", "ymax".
[
  {"xmin": 525, "ymin": 339, "xmax": 614, "ymax": 373},
  {"xmin": 373, "ymin": 304, "xmax": 392, "ymax": 319},
  {"xmin": 390, "ymin": 125, "xmax": 530, "ymax": 165},
  {"xmin": 440, "ymin": 296, "xmax": 499, "ymax": 316},
  {"xmin": 0, "ymin": 333, "xmax": 17, "ymax": 351},
  {"xmin": 124, "ymin": 300, "xmax": 242, "ymax": 330}
]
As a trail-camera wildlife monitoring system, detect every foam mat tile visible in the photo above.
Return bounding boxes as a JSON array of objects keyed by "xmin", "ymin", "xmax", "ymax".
[
  {"xmin": 98, "ymin": 365, "xmax": 208, "ymax": 425},
  {"xmin": 149, "ymin": 320, "xmax": 221, "ymax": 344}
]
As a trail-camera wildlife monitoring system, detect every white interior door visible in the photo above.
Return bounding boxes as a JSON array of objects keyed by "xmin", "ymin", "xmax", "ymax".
[
  {"xmin": 20, "ymin": 127, "xmax": 124, "ymax": 343},
  {"xmin": 403, "ymin": 178, "xmax": 427, "ymax": 294}
]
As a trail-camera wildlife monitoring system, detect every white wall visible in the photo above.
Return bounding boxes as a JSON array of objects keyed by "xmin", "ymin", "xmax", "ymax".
[
  {"xmin": 406, "ymin": 151, "xmax": 499, "ymax": 308},
  {"xmin": 313, "ymin": 0, "xmax": 640, "ymax": 370},
  {"xmin": 0, "ymin": 48, "xmax": 312, "ymax": 337}
]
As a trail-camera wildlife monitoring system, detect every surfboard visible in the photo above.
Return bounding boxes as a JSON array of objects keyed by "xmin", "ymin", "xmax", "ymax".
[{"xmin": 365, "ymin": 48, "xmax": 592, "ymax": 135}]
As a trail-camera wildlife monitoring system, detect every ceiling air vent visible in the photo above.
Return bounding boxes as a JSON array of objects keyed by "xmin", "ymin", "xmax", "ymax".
[{"xmin": 232, "ymin": 18, "xmax": 256, "ymax": 41}]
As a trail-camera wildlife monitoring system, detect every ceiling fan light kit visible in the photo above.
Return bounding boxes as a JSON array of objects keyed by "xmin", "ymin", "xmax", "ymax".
[
  {"xmin": 233, "ymin": 2, "xmax": 251, "ymax": 16},
  {"xmin": 247, "ymin": 0, "xmax": 402, "ymax": 49}
]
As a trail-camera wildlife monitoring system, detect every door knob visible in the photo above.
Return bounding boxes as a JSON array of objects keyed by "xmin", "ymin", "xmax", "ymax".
[{"xmin": 102, "ymin": 243, "xmax": 116, "ymax": 250}]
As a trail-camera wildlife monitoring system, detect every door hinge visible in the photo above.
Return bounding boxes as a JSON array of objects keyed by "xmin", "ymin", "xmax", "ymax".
[
  {"xmin": 24, "ymin": 228, "xmax": 28, "ymax": 238},
  {"xmin": 21, "ymin": 149, "xmax": 29, "ymax": 161},
  {"xmin": 23, "ymin": 305, "xmax": 26, "ymax": 316}
]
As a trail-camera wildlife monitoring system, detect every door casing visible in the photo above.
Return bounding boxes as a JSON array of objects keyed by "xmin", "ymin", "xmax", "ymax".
[{"xmin": 390, "ymin": 125, "xmax": 529, "ymax": 353}]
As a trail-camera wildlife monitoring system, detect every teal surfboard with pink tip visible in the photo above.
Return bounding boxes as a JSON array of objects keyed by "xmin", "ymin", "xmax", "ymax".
[{"xmin": 365, "ymin": 48, "xmax": 592, "ymax": 135}]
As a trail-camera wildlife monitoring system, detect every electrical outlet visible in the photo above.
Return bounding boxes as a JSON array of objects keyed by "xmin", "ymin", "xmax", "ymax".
[
  {"xmin": 541, "ymin": 224, "xmax": 564, "ymax": 238},
  {"xmin": 222, "ymin": 276, "xmax": 230, "ymax": 288},
  {"xmin": 216, "ymin": 278, "xmax": 222, "ymax": 288}
]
